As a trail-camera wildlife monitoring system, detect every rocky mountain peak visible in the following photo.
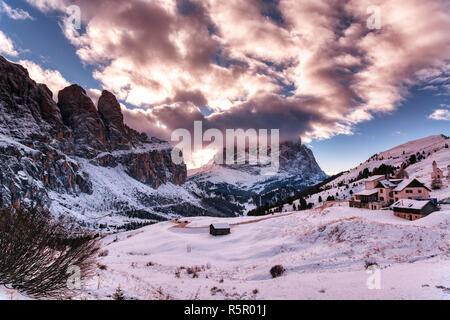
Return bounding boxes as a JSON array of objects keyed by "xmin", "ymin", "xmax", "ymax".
[
  {"xmin": 0, "ymin": 56, "xmax": 187, "ymax": 213},
  {"xmin": 57, "ymin": 85, "xmax": 108, "ymax": 157},
  {"xmin": 97, "ymin": 90, "xmax": 130, "ymax": 149}
]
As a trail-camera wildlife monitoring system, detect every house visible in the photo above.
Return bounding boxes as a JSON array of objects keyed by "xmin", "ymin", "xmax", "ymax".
[
  {"xmin": 210, "ymin": 223, "xmax": 231, "ymax": 236},
  {"xmin": 392, "ymin": 199, "xmax": 438, "ymax": 221},
  {"xmin": 350, "ymin": 173, "xmax": 432, "ymax": 211},
  {"xmin": 375, "ymin": 179, "xmax": 398, "ymax": 205},
  {"xmin": 392, "ymin": 178, "xmax": 431, "ymax": 202},
  {"xmin": 350, "ymin": 189, "xmax": 379, "ymax": 209},
  {"xmin": 364, "ymin": 175, "xmax": 386, "ymax": 190}
]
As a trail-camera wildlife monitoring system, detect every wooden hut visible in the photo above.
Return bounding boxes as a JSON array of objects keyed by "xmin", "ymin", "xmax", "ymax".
[{"xmin": 210, "ymin": 223, "xmax": 231, "ymax": 236}]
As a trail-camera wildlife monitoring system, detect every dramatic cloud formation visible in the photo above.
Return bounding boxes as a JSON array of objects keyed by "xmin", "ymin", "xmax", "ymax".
[
  {"xmin": 0, "ymin": 0, "xmax": 33, "ymax": 20},
  {"xmin": 18, "ymin": 60, "xmax": 70, "ymax": 101},
  {"xmin": 27, "ymin": 0, "xmax": 450, "ymax": 143},
  {"xmin": 0, "ymin": 30, "xmax": 17, "ymax": 56}
]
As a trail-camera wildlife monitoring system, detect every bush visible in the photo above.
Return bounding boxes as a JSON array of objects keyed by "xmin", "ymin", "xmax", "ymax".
[
  {"xmin": 270, "ymin": 265, "xmax": 285, "ymax": 278},
  {"xmin": 0, "ymin": 205, "xmax": 100, "ymax": 298}
]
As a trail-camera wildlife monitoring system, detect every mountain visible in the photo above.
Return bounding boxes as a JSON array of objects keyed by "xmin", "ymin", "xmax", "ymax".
[
  {"xmin": 0, "ymin": 56, "xmax": 203, "ymax": 230},
  {"xmin": 185, "ymin": 140, "xmax": 328, "ymax": 215},
  {"xmin": 0, "ymin": 56, "xmax": 328, "ymax": 227}
]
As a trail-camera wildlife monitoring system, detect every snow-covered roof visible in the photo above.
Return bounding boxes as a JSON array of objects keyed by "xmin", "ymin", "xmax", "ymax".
[
  {"xmin": 355, "ymin": 189, "xmax": 379, "ymax": 196},
  {"xmin": 210, "ymin": 223, "xmax": 231, "ymax": 229},
  {"xmin": 392, "ymin": 199, "xmax": 432, "ymax": 210},
  {"xmin": 365, "ymin": 175, "xmax": 385, "ymax": 182},
  {"xmin": 393, "ymin": 178, "xmax": 429, "ymax": 192},
  {"xmin": 377, "ymin": 180, "xmax": 397, "ymax": 189}
]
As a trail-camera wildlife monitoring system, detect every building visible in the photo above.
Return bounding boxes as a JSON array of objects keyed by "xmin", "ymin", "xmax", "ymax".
[
  {"xmin": 431, "ymin": 161, "xmax": 444, "ymax": 189},
  {"xmin": 364, "ymin": 175, "xmax": 386, "ymax": 190},
  {"xmin": 350, "ymin": 189, "xmax": 380, "ymax": 209},
  {"xmin": 376, "ymin": 179, "xmax": 398, "ymax": 205},
  {"xmin": 392, "ymin": 178, "xmax": 431, "ymax": 202},
  {"xmin": 210, "ymin": 223, "xmax": 231, "ymax": 236},
  {"xmin": 431, "ymin": 161, "xmax": 444, "ymax": 180},
  {"xmin": 392, "ymin": 199, "xmax": 438, "ymax": 221},
  {"xmin": 349, "ymin": 173, "xmax": 431, "ymax": 211}
]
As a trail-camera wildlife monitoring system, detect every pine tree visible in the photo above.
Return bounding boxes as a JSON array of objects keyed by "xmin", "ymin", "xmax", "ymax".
[{"xmin": 113, "ymin": 286, "xmax": 125, "ymax": 300}]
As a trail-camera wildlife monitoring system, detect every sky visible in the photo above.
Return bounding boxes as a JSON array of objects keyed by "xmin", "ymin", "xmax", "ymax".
[{"xmin": 0, "ymin": 0, "xmax": 449, "ymax": 174}]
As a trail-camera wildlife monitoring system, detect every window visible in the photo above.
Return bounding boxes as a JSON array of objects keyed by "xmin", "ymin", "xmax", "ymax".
[{"xmin": 418, "ymin": 190, "xmax": 422, "ymax": 193}]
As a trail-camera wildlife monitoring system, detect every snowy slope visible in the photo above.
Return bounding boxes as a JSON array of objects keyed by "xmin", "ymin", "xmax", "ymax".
[
  {"xmin": 77, "ymin": 204, "xmax": 450, "ymax": 300},
  {"xmin": 0, "ymin": 286, "xmax": 30, "ymax": 300},
  {"xmin": 330, "ymin": 135, "xmax": 448, "ymax": 186},
  {"xmin": 49, "ymin": 158, "xmax": 207, "ymax": 230},
  {"xmin": 289, "ymin": 135, "xmax": 450, "ymax": 210}
]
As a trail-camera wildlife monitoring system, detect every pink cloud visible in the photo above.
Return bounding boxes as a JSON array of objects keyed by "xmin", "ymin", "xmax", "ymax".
[{"xmin": 28, "ymin": 0, "xmax": 450, "ymax": 142}]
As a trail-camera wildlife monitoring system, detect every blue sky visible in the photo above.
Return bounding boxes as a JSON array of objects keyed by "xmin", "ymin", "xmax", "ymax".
[{"xmin": 0, "ymin": 0, "xmax": 449, "ymax": 174}]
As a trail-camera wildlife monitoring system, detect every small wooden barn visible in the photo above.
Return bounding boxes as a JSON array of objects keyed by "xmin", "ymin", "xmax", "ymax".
[{"xmin": 210, "ymin": 223, "xmax": 231, "ymax": 236}]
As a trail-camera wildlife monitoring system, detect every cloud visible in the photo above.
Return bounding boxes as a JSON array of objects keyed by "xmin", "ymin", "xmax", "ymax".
[
  {"xmin": 0, "ymin": 1, "xmax": 33, "ymax": 20},
  {"xmin": 0, "ymin": 30, "xmax": 17, "ymax": 56},
  {"xmin": 28, "ymin": 0, "xmax": 450, "ymax": 143},
  {"xmin": 18, "ymin": 60, "xmax": 70, "ymax": 100},
  {"xmin": 86, "ymin": 88, "xmax": 102, "ymax": 106},
  {"xmin": 428, "ymin": 109, "xmax": 450, "ymax": 121},
  {"xmin": 24, "ymin": 0, "xmax": 64, "ymax": 12}
]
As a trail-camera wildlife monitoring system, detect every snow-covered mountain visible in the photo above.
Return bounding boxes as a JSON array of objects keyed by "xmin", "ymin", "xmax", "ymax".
[
  {"xmin": 185, "ymin": 140, "xmax": 328, "ymax": 216},
  {"xmin": 0, "ymin": 56, "xmax": 328, "ymax": 228},
  {"xmin": 0, "ymin": 56, "xmax": 207, "ymax": 230}
]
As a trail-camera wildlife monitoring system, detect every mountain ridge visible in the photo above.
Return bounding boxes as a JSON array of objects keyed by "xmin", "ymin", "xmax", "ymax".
[{"xmin": 0, "ymin": 56, "xmax": 329, "ymax": 228}]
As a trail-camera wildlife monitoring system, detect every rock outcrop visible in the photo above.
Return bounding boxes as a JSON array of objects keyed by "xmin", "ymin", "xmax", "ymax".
[
  {"xmin": 0, "ymin": 56, "xmax": 187, "ymax": 210},
  {"xmin": 57, "ymin": 85, "xmax": 108, "ymax": 158},
  {"xmin": 97, "ymin": 90, "xmax": 130, "ymax": 149},
  {"xmin": 186, "ymin": 139, "xmax": 328, "ymax": 216}
]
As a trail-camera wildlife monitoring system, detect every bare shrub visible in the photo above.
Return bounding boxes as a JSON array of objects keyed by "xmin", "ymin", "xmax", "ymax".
[
  {"xmin": 0, "ymin": 205, "xmax": 100, "ymax": 298},
  {"xmin": 186, "ymin": 266, "xmax": 202, "ymax": 278},
  {"xmin": 98, "ymin": 264, "xmax": 108, "ymax": 270},
  {"xmin": 270, "ymin": 265, "xmax": 285, "ymax": 278}
]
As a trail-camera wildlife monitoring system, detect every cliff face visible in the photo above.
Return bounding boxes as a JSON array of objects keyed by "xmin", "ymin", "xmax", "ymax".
[
  {"xmin": 185, "ymin": 139, "xmax": 328, "ymax": 216},
  {"xmin": 0, "ymin": 56, "xmax": 187, "ymax": 211}
]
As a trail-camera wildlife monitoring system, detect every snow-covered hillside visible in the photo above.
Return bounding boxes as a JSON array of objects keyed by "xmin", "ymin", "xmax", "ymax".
[
  {"xmin": 48, "ymin": 158, "xmax": 205, "ymax": 230},
  {"xmin": 329, "ymin": 135, "xmax": 448, "ymax": 186},
  {"xmin": 77, "ymin": 204, "xmax": 450, "ymax": 300},
  {"xmin": 287, "ymin": 135, "xmax": 450, "ymax": 210}
]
